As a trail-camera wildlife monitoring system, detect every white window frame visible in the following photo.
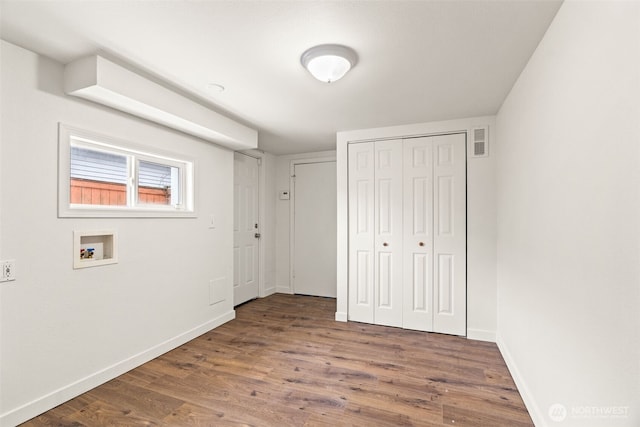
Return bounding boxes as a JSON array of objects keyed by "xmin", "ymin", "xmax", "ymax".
[{"xmin": 59, "ymin": 123, "xmax": 195, "ymax": 218}]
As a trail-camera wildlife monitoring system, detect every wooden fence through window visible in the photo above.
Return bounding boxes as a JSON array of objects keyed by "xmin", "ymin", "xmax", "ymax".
[{"xmin": 70, "ymin": 179, "xmax": 170, "ymax": 205}]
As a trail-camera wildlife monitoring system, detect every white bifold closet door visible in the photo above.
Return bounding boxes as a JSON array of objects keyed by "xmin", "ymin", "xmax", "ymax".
[
  {"xmin": 347, "ymin": 142, "xmax": 376, "ymax": 324},
  {"xmin": 402, "ymin": 137, "xmax": 435, "ymax": 332},
  {"xmin": 347, "ymin": 134, "xmax": 466, "ymax": 336},
  {"xmin": 373, "ymin": 140, "xmax": 404, "ymax": 328}
]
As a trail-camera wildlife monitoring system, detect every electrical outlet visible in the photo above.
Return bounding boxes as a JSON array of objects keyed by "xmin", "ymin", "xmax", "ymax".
[{"xmin": 1, "ymin": 259, "xmax": 16, "ymax": 282}]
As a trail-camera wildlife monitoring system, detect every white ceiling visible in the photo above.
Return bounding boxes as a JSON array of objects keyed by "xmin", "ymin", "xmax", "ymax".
[{"xmin": 0, "ymin": 0, "xmax": 562, "ymax": 155}]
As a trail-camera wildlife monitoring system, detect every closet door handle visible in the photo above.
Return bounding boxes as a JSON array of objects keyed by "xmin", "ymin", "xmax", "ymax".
[
  {"xmin": 419, "ymin": 242, "xmax": 425, "ymax": 247},
  {"xmin": 383, "ymin": 242, "xmax": 389, "ymax": 247}
]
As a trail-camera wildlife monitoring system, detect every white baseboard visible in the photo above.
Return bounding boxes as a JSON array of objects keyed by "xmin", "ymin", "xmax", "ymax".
[
  {"xmin": 261, "ymin": 286, "xmax": 276, "ymax": 297},
  {"xmin": 335, "ymin": 311, "xmax": 348, "ymax": 322},
  {"xmin": 276, "ymin": 286, "xmax": 293, "ymax": 294},
  {"xmin": 1, "ymin": 310, "xmax": 236, "ymax": 427},
  {"xmin": 496, "ymin": 333, "xmax": 545, "ymax": 427},
  {"xmin": 467, "ymin": 328, "xmax": 496, "ymax": 342}
]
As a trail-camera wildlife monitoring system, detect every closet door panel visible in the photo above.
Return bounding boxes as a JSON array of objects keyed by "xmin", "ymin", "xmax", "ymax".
[
  {"xmin": 433, "ymin": 134, "xmax": 466, "ymax": 336},
  {"xmin": 347, "ymin": 133, "xmax": 467, "ymax": 337},
  {"xmin": 348, "ymin": 142, "xmax": 375, "ymax": 323},
  {"xmin": 374, "ymin": 140, "xmax": 403, "ymax": 328},
  {"xmin": 403, "ymin": 138, "xmax": 434, "ymax": 332}
]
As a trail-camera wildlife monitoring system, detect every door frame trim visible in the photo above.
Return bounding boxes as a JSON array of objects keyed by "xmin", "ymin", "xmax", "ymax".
[{"xmin": 289, "ymin": 156, "xmax": 336, "ymax": 294}]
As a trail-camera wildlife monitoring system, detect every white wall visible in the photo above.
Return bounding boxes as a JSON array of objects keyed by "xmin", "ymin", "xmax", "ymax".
[
  {"xmin": 495, "ymin": 2, "xmax": 640, "ymax": 426},
  {"xmin": 274, "ymin": 151, "xmax": 336, "ymax": 293},
  {"xmin": 0, "ymin": 41, "xmax": 236, "ymax": 426},
  {"xmin": 336, "ymin": 116, "xmax": 498, "ymax": 339},
  {"xmin": 261, "ymin": 152, "xmax": 278, "ymax": 296}
]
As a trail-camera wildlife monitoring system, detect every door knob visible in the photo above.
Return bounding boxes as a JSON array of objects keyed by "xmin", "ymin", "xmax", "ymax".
[
  {"xmin": 419, "ymin": 242, "xmax": 425, "ymax": 247},
  {"xmin": 254, "ymin": 233, "xmax": 261, "ymax": 238},
  {"xmin": 383, "ymin": 242, "xmax": 389, "ymax": 247}
]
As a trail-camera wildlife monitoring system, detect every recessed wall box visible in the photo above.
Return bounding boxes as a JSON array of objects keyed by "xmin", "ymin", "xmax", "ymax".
[{"xmin": 73, "ymin": 230, "xmax": 118, "ymax": 269}]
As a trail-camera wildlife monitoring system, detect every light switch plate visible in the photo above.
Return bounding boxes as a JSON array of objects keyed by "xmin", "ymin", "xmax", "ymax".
[{"xmin": 0, "ymin": 259, "xmax": 16, "ymax": 282}]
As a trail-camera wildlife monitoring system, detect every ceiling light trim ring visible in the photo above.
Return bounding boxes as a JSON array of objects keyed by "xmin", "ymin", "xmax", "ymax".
[{"xmin": 300, "ymin": 44, "xmax": 358, "ymax": 83}]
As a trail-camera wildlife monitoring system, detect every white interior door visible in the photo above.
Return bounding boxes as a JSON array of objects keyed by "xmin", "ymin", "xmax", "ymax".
[
  {"xmin": 373, "ymin": 140, "xmax": 404, "ymax": 328},
  {"xmin": 348, "ymin": 143, "xmax": 375, "ymax": 322},
  {"xmin": 233, "ymin": 153, "xmax": 260, "ymax": 306},
  {"xmin": 402, "ymin": 137, "xmax": 434, "ymax": 332},
  {"xmin": 347, "ymin": 134, "xmax": 466, "ymax": 335},
  {"xmin": 432, "ymin": 134, "xmax": 466, "ymax": 335},
  {"xmin": 293, "ymin": 161, "xmax": 337, "ymax": 297}
]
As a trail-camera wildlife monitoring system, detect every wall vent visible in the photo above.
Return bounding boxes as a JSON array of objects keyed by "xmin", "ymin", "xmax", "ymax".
[{"xmin": 471, "ymin": 127, "xmax": 489, "ymax": 157}]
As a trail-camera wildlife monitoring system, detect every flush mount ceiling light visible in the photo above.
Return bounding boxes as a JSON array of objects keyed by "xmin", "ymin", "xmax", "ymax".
[{"xmin": 300, "ymin": 44, "xmax": 358, "ymax": 83}]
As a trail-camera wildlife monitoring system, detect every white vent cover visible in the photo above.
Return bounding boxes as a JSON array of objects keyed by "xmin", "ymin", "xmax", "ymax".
[{"xmin": 471, "ymin": 127, "xmax": 489, "ymax": 157}]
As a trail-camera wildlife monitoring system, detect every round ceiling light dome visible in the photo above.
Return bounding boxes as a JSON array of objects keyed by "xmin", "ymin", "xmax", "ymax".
[{"xmin": 300, "ymin": 44, "xmax": 358, "ymax": 83}]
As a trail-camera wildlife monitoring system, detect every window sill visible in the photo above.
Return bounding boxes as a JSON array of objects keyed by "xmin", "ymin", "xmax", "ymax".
[{"xmin": 59, "ymin": 207, "xmax": 197, "ymax": 219}]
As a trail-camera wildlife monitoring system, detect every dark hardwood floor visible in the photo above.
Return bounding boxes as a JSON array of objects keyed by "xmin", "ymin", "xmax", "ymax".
[{"xmin": 21, "ymin": 294, "xmax": 532, "ymax": 426}]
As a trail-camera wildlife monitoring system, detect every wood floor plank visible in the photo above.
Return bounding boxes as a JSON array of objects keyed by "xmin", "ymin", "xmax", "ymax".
[
  {"xmin": 64, "ymin": 399, "xmax": 164, "ymax": 426},
  {"xmin": 20, "ymin": 294, "xmax": 532, "ymax": 426},
  {"xmin": 442, "ymin": 403, "xmax": 534, "ymax": 427},
  {"xmin": 21, "ymin": 394, "xmax": 94, "ymax": 427}
]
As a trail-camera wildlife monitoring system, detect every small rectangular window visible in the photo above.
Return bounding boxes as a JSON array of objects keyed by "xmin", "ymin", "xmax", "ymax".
[
  {"xmin": 137, "ymin": 160, "xmax": 179, "ymax": 206},
  {"xmin": 59, "ymin": 124, "xmax": 195, "ymax": 217},
  {"xmin": 70, "ymin": 146, "xmax": 129, "ymax": 206}
]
